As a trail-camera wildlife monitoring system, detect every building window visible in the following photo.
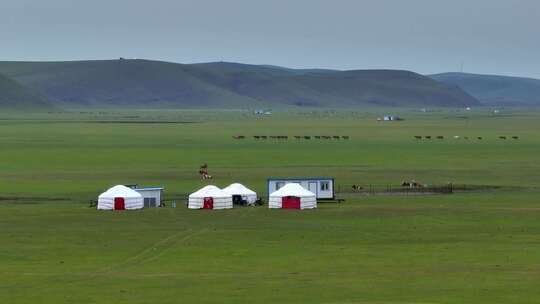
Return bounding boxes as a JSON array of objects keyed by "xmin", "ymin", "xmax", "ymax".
[
  {"xmin": 320, "ymin": 181, "xmax": 329, "ymax": 191},
  {"xmin": 144, "ymin": 197, "xmax": 157, "ymax": 208},
  {"xmin": 276, "ymin": 182, "xmax": 285, "ymax": 190}
]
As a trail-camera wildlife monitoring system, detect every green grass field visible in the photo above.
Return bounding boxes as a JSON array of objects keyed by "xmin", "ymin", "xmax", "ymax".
[{"xmin": 1, "ymin": 109, "xmax": 540, "ymax": 303}]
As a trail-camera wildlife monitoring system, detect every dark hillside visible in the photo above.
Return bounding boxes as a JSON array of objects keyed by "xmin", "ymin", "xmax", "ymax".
[{"xmin": 0, "ymin": 59, "xmax": 479, "ymax": 109}]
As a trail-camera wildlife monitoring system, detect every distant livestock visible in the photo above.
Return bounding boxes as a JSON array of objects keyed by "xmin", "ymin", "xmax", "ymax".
[
  {"xmin": 414, "ymin": 135, "xmax": 422, "ymax": 140},
  {"xmin": 512, "ymin": 136, "xmax": 519, "ymax": 140},
  {"xmin": 499, "ymin": 136, "xmax": 507, "ymax": 140},
  {"xmin": 437, "ymin": 136, "xmax": 444, "ymax": 139}
]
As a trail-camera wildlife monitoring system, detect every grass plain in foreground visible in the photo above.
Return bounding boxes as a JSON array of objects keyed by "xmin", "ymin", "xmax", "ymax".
[{"xmin": 1, "ymin": 109, "xmax": 539, "ymax": 303}]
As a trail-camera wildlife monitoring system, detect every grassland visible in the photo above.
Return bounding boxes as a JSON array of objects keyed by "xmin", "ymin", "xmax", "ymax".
[{"xmin": 1, "ymin": 108, "xmax": 540, "ymax": 303}]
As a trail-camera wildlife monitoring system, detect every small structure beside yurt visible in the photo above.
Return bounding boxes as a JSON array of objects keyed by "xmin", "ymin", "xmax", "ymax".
[
  {"xmin": 222, "ymin": 183, "xmax": 257, "ymax": 205},
  {"xmin": 268, "ymin": 183, "xmax": 317, "ymax": 210},
  {"xmin": 97, "ymin": 185, "xmax": 144, "ymax": 211},
  {"xmin": 133, "ymin": 186, "xmax": 164, "ymax": 208},
  {"xmin": 188, "ymin": 185, "xmax": 233, "ymax": 210}
]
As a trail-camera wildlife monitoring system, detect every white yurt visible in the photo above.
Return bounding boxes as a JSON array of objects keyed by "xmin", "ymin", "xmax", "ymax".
[
  {"xmin": 222, "ymin": 183, "xmax": 257, "ymax": 205},
  {"xmin": 188, "ymin": 185, "xmax": 233, "ymax": 210},
  {"xmin": 97, "ymin": 185, "xmax": 144, "ymax": 210},
  {"xmin": 268, "ymin": 183, "xmax": 317, "ymax": 210}
]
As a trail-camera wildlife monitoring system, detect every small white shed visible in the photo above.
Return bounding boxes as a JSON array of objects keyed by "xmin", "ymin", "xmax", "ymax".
[{"xmin": 133, "ymin": 187, "xmax": 164, "ymax": 208}]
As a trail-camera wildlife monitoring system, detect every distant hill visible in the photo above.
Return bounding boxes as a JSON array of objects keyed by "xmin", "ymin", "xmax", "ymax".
[
  {"xmin": 0, "ymin": 72, "xmax": 53, "ymax": 110},
  {"xmin": 0, "ymin": 59, "xmax": 479, "ymax": 109},
  {"xmin": 430, "ymin": 72, "xmax": 540, "ymax": 106}
]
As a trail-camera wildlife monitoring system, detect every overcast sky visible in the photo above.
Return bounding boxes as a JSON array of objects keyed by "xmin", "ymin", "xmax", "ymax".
[{"xmin": 1, "ymin": 0, "xmax": 539, "ymax": 78}]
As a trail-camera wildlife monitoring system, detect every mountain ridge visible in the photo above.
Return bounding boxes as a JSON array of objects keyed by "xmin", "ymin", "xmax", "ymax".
[
  {"xmin": 0, "ymin": 59, "xmax": 480, "ymax": 109},
  {"xmin": 430, "ymin": 72, "xmax": 540, "ymax": 106},
  {"xmin": 0, "ymin": 72, "xmax": 54, "ymax": 110}
]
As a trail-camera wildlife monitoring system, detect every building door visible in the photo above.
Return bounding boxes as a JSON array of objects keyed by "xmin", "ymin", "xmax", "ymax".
[
  {"xmin": 308, "ymin": 182, "xmax": 317, "ymax": 197},
  {"xmin": 203, "ymin": 197, "xmax": 214, "ymax": 209},
  {"xmin": 282, "ymin": 196, "xmax": 301, "ymax": 209},
  {"xmin": 114, "ymin": 197, "xmax": 125, "ymax": 210},
  {"xmin": 232, "ymin": 195, "xmax": 243, "ymax": 205}
]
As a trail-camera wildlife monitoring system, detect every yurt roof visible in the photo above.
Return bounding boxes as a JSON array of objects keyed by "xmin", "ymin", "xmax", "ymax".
[
  {"xmin": 98, "ymin": 185, "xmax": 142, "ymax": 198},
  {"xmin": 222, "ymin": 183, "xmax": 256, "ymax": 195},
  {"xmin": 270, "ymin": 183, "xmax": 315, "ymax": 198},
  {"xmin": 189, "ymin": 185, "xmax": 230, "ymax": 198}
]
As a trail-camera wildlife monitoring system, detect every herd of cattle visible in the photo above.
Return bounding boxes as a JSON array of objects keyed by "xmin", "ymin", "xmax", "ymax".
[
  {"xmin": 414, "ymin": 135, "xmax": 520, "ymax": 140},
  {"xmin": 232, "ymin": 135, "xmax": 519, "ymax": 140},
  {"xmin": 233, "ymin": 135, "xmax": 350, "ymax": 140}
]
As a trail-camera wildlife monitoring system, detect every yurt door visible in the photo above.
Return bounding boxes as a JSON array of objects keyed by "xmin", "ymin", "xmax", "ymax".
[
  {"xmin": 282, "ymin": 196, "xmax": 301, "ymax": 209},
  {"xmin": 114, "ymin": 197, "xmax": 125, "ymax": 210},
  {"xmin": 232, "ymin": 195, "xmax": 242, "ymax": 205},
  {"xmin": 203, "ymin": 197, "xmax": 214, "ymax": 209}
]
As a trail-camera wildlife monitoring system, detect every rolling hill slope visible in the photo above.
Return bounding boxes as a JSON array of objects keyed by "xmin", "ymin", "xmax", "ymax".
[
  {"xmin": 430, "ymin": 72, "xmax": 540, "ymax": 106},
  {"xmin": 0, "ymin": 72, "xmax": 53, "ymax": 110},
  {"xmin": 0, "ymin": 59, "xmax": 480, "ymax": 109}
]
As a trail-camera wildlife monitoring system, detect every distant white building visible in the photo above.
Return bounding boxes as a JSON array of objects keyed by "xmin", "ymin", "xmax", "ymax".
[
  {"xmin": 254, "ymin": 109, "xmax": 272, "ymax": 115},
  {"xmin": 267, "ymin": 177, "xmax": 334, "ymax": 200},
  {"xmin": 382, "ymin": 115, "xmax": 402, "ymax": 121}
]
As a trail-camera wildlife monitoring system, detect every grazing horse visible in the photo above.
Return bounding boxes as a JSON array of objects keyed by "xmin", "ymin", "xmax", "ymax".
[
  {"xmin": 425, "ymin": 136, "xmax": 432, "ymax": 139},
  {"xmin": 512, "ymin": 136, "xmax": 519, "ymax": 140},
  {"xmin": 499, "ymin": 136, "xmax": 507, "ymax": 140}
]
